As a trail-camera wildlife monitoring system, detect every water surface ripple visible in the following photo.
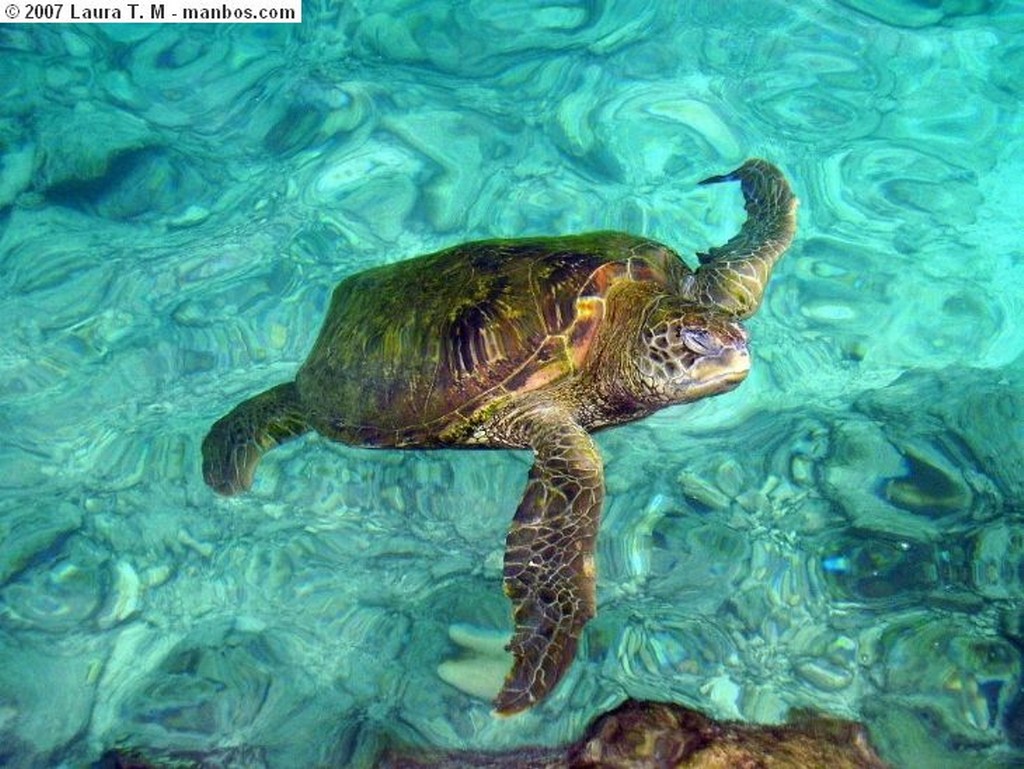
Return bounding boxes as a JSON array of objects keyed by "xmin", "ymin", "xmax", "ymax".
[{"xmin": 0, "ymin": 3, "xmax": 1022, "ymax": 767}]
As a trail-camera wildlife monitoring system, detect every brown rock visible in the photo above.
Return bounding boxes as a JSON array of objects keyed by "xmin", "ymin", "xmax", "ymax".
[{"xmin": 381, "ymin": 699, "xmax": 889, "ymax": 769}]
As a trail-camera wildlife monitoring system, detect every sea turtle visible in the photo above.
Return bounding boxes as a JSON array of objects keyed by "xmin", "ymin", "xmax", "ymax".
[{"xmin": 202, "ymin": 158, "xmax": 797, "ymax": 714}]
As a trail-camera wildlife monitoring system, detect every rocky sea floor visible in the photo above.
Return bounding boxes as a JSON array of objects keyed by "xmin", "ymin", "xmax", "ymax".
[{"xmin": 1, "ymin": 2, "xmax": 1023, "ymax": 767}]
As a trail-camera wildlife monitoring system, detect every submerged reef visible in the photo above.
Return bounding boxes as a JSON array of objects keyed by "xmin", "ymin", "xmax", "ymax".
[
  {"xmin": 94, "ymin": 699, "xmax": 888, "ymax": 769},
  {"xmin": 382, "ymin": 699, "xmax": 889, "ymax": 768}
]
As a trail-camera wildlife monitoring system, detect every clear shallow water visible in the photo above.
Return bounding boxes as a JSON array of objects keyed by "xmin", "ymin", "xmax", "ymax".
[{"xmin": 1, "ymin": 1, "xmax": 1023, "ymax": 766}]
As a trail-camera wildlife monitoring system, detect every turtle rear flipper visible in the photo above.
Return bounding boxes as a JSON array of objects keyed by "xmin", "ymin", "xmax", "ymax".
[
  {"xmin": 202, "ymin": 381, "xmax": 309, "ymax": 496},
  {"xmin": 496, "ymin": 403, "xmax": 603, "ymax": 714},
  {"xmin": 688, "ymin": 158, "xmax": 798, "ymax": 319}
]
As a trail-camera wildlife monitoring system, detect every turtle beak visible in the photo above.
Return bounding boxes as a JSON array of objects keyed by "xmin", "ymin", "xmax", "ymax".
[
  {"xmin": 686, "ymin": 321, "xmax": 750, "ymax": 395},
  {"xmin": 694, "ymin": 343, "xmax": 750, "ymax": 392},
  {"xmin": 640, "ymin": 313, "xmax": 751, "ymax": 403}
]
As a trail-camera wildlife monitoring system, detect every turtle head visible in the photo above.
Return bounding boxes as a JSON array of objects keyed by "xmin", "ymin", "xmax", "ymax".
[{"xmin": 634, "ymin": 301, "xmax": 750, "ymax": 404}]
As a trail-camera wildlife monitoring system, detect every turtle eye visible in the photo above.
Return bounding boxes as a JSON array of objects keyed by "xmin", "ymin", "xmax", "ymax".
[{"xmin": 682, "ymin": 329, "xmax": 718, "ymax": 355}]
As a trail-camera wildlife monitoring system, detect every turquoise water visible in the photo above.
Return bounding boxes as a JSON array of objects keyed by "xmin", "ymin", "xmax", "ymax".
[{"xmin": 1, "ymin": 1, "xmax": 1023, "ymax": 766}]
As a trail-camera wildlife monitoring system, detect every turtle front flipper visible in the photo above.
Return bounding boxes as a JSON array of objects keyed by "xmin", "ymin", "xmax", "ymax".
[
  {"xmin": 202, "ymin": 381, "xmax": 309, "ymax": 496},
  {"xmin": 687, "ymin": 158, "xmax": 798, "ymax": 319},
  {"xmin": 496, "ymin": 404, "xmax": 604, "ymax": 715}
]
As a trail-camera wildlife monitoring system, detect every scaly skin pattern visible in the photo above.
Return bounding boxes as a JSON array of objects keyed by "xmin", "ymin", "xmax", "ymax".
[
  {"xmin": 491, "ymin": 398, "xmax": 603, "ymax": 714},
  {"xmin": 201, "ymin": 158, "xmax": 798, "ymax": 715},
  {"xmin": 295, "ymin": 232, "xmax": 681, "ymax": 445},
  {"xmin": 686, "ymin": 158, "xmax": 798, "ymax": 319},
  {"xmin": 201, "ymin": 382, "xmax": 309, "ymax": 495}
]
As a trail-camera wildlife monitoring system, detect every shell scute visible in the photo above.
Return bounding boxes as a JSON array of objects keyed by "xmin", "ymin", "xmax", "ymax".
[{"xmin": 297, "ymin": 233, "xmax": 669, "ymax": 440}]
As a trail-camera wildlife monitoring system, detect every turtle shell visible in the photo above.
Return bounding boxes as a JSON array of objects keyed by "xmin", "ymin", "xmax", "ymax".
[{"xmin": 296, "ymin": 231, "xmax": 684, "ymax": 445}]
